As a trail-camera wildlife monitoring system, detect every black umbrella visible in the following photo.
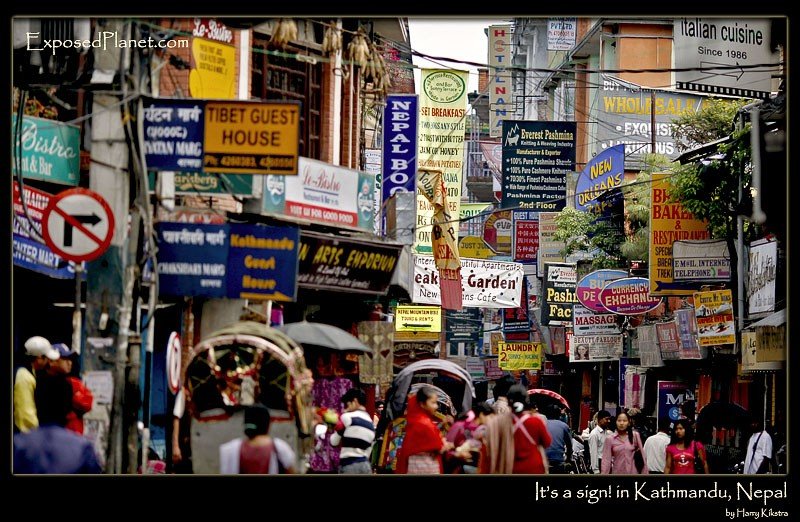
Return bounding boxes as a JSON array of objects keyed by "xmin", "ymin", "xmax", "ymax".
[
  {"xmin": 276, "ymin": 321, "xmax": 371, "ymax": 353},
  {"xmin": 695, "ymin": 401, "xmax": 751, "ymax": 429}
]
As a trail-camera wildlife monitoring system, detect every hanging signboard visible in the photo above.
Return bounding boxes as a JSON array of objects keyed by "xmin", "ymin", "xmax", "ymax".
[
  {"xmin": 748, "ymin": 238, "xmax": 777, "ymax": 315},
  {"xmin": 741, "ymin": 331, "xmax": 783, "ymax": 372},
  {"xmin": 576, "ymin": 269, "xmax": 628, "ymax": 312},
  {"xmin": 693, "ymin": 289, "xmax": 736, "ymax": 346},
  {"xmin": 156, "ymin": 222, "xmax": 230, "ymax": 297},
  {"xmin": 497, "ymin": 341, "xmax": 542, "ymax": 370},
  {"xmin": 656, "ymin": 321, "xmax": 681, "ymax": 360},
  {"xmin": 203, "ymin": 100, "xmax": 300, "ymax": 175},
  {"xmin": 512, "ymin": 210, "xmax": 539, "ymax": 264},
  {"xmin": 147, "ymin": 171, "xmax": 253, "ymax": 196},
  {"xmin": 572, "ymin": 304, "xmax": 621, "ymax": 336},
  {"xmin": 142, "ymin": 99, "xmax": 205, "ymax": 172},
  {"xmin": 547, "ymin": 18, "xmax": 577, "ymax": 50},
  {"xmin": 483, "ymin": 210, "xmax": 513, "ymax": 254},
  {"xmin": 541, "ymin": 262, "xmax": 578, "ymax": 326},
  {"xmin": 674, "ymin": 308, "xmax": 703, "ymax": 359},
  {"xmin": 395, "ymin": 306, "xmax": 442, "ymax": 333},
  {"xmin": 672, "ymin": 239, "xmax": 731, "ymax": 281},
  {"xmin": 458, "ymin": 235, "xmax": 496, "ymax": 259},
  {"xmin": 12, "ymin": 114, "xmax": 80, "ymax": 185},
  {"xmin": 599, "ymin": 277, "xmax": 662, "ymax": 315},
  {"xmin": 537, "ymin": 212, "xmax": 565, "ymax": 274},
  {"xmin": 570, "ymin": 334, "xmax": 623, "ymax": 362},
  {"xmin": 226, "ymin": 223, "xmax": 300, "ymax": 301},
  {"xmin": 657, "ymin": 381, "xmax": 693, "ymax": 425},
  {"xmin": 575, "ymin": 144, "xmax": 625, "ymax": 211},
  {"xmin": 382, "ymin": 94, "xmax": 418, "ymax": 201},
  {"xmin": 297, "ymin": 232, "xmax": 401, "ymax": 295},
  {"xmin": 445, "ymin": 308, "xmax": 482, "ymax": 342},
  {"xmin": 488, "ymin": 25, "xmax": 513, "ymax": 138}
]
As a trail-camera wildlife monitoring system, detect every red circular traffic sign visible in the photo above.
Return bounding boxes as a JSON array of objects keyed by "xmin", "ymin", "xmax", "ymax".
[
  {"xmin": 167, "ymin": 332, "xmax": 182, "ymax": 394},
  {"xmin": 41, "ymin": 188, "xmax": 115, "ymax": 263}
]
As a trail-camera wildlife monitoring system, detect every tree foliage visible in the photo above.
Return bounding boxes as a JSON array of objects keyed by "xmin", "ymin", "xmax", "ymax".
[{"xmin": 671, "ymin": 97, "xmax": 752, "ymax": 152}]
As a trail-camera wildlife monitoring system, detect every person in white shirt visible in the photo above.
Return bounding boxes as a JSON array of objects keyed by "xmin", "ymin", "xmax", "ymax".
[
  {"xmin": 744, "ymin": 419, "xmax": 773, "ymax": 474},
  {"xmin": 588, "ymin": 410, "xmax": 612, "ymax": 474},
  {"xmin": 643, "ymin": 418, "xmax": 672, "ymax": 473}
]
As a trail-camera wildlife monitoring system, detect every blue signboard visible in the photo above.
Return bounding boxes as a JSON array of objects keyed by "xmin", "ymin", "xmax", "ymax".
[
  {"xmin": 575, "ymin": 144, "xmax": 625, "ymax": 212},
  {"xmin": 156, "ymin": 222, "xmax": 229, "ymax": 297},
  {"xmin": 142, "ymin": 99, "xmax": 205, "ymax": 172},
  {"xmin": 657, "ymin": 381, "xmax": 693, "ymax": 425},
  {"xmin": 13, "ymin": 233, "xmax": 77, "ymax": 279},
  {"xmin": 227, "ymin": 223, "xmax": 300, "ymax": 302},
  {"xmin": 382, "ymin": 95, "xmax": 418, "ymax": 202}
]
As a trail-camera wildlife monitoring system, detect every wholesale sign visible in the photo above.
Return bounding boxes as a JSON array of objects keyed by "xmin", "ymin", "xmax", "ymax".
[
  {"xmin": 142, "ymin": 99, "xmax": 205, "ymax": 172},
  {"xmin": 650, "ymin": 173, "xmax": 710, "ymax": 295},
  {"xmin": 297, "ymin": 232, "xmax": 401, "ymax": 295},
  {"xmin": 541, "ymin": 263, "xmax": 578, "ymax": 326},
  {"xmin": 415, "ymin": 69, "xmax": 469, "ymax": 254},
  {"xmin": 227, "ymin": 223, "xmax": 300, "ymax": 302},
  {"xmin": 262, "ymin": 157, "xmax": 376, "ymax": 232},
  {"xmin": 570, "ymin": 334, "xmax": 622, "ymax": 362},
  {"xmin": 382, "ymin": 95, "xmax": 418, "ymax": 201},
  {"xmin": 748, "ymin": 239, "xmax": 777, "ymax": 315},
  {"xmin": 203, "ymin": 100, "xmax": 300, "ymax": 175},
  {"xmin": 693, "ymin": 289, "xmax": 735, "ymax": 346},
  {"xmin": 413, "ymin": 255, "xmax": 524, "ymax": 309},
  {"xmin": 497, "ymin": 341, "xmax": 542, "ymax": 370},
  {"xmin": 512, "ymin": 210, "xmax": 539, "ymax": 264},
  {"xmin": 488, "ymin": 25, "xmax": 513, "ymax": 138},
  {"xmin": 599, "ymin": 277, "xmax": 662, "ymax": 315},
  {"xmin": 501, "ymin": 120, "xmax": 576, "ymax": 211},
  {"xmin": 156, "ymin": 222, "xmax": 229, "ymax": 297},
  {"xmin": 12, "ymin": 115, "xmax": 80, "ymax": 186}
]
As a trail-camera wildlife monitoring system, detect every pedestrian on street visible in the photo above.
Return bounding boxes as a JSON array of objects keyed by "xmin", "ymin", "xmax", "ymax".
[
  {"xmin": 14, "ymin": 375, "xmax": 102, "ymax": 474},
  {"xmin": 643, "ymin": 417, "xmax": 672, "ymax": 474},
  {"xmin": 14, "ymin": 336, "xmax": 59, "ymax": 433},
  {"xmin": 665, "ymin": 418, "xmax": 708, "ymax": 474},
  {"xmin": 49, "ymin": 343, "xmax": 94, "ymax": 435},
  {"xmin": 543, "ymin": 403, "xmax": 573, "ymax": 474},
  {"xmin": 219, "ymin": 403, "xmax": 296, "ymax": 474},
  {"xmin": 395, "ymin": 386, "xmax": 452, "ymax": 474},
  {"xmin": 601, "ymin": 411, "xmax": 648, "ymax": 475},
  {"xmin": 744, "ymin": 419, "xmax": 773, "ymax": 474},
  {"xmin": 588, "ymin": 410, "xmax": 612, "ymax": 474},
  {"xmin": 330, "ymin": 388, "xmax": 375, "ymax": 474}
]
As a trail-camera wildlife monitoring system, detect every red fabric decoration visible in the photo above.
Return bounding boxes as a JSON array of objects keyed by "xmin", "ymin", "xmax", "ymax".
[{"xmin": 395, "ymin": 393, "xmax": 444, "ymax": 474}]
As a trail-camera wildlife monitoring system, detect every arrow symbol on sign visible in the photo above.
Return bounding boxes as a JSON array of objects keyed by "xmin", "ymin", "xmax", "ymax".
[
  {"xmin": 403, "ymin": 323, "xmax": 430, "ymax": 328},
  {"xmin": 63, "ymin": 213, "xmax": 101, "ymax": 247}
]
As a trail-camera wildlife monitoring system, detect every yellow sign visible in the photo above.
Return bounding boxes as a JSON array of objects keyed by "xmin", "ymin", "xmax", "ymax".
[
  {"xmin": 497, "ymin": 341, "xmax": 542, "ymax": 370},
  {"xmin": 741, "ymin": 331, "xmax": 782, "ymax": 372},
  {"xmin": 458, "ymin": 235, "xmax": 496, "ymax": 259},
  {"xmin": 693, "ymin": 289, "xmax": 735, "ymax": 346},
  {"xmin": 203, "ymin": 101, "xmax": 300, "ymax": 175},
  {"xmin": 394, "ymin": 330, "xmax": 440, "ymax": 342},
  {"xmin": 395, "ymin": 305, "xmax": 442, "ymax": 332},
  {"xmin": 649, "ymin": 173, "xmax": 710, "ymax": 295},
  {"xmin": 756, "ymin": 325, "xmax": 785, "ymax": 362},
  {"xmin": 189, "ymin": 38, "xmax": 236, "ymax": 99},
  {"xmin": 414, "ymin": 69, "xmax": 469, "ymax": 254}
]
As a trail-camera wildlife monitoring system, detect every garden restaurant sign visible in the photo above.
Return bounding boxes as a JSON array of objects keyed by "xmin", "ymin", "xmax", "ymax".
[{"xmin": 599, "ymin": 277, "xmax": 662, "ymax": 315}]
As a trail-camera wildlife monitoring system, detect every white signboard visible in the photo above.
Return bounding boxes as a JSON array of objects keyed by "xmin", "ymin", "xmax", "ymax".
[
  {"xmin": 537, "ymin": 212, "xmax": 565, "ymax": 274},
  {"xmin": 413, "ymin": 255, "xmax": 524, "ymax": 309},
  {"xmin": 547, "ymin": 18, "xmax": 577, "ymax": 51},
  {"xmin": 672, "ymin": 239, "xmax": 731, "ymax": 281},
  {"xmin": 83, "ymin": 370, "xmax": 114, "ymax": 405},
  {"xmin": 573, "ymin": 304, "xmax": 622, "ymax": 336},
  {"xmin": 674, "ymin": 18, "xmax": 780, "ymax": 99},
  {"xmin": 748, "ymin": 239, "xmax": 777, "ymax": 315},
  {"xmin": 570, "ymin": 334, "xmax": 623, "ymax": 362}
]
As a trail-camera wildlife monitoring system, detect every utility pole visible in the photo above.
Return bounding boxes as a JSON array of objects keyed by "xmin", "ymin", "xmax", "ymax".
[{"xmin": 650, "ymin": 90, "xmax": 656, "ymax": 154}]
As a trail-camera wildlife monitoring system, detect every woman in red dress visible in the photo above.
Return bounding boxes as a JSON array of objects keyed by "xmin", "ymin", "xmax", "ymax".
[{"xmin": 395, "ymin": 386, "xmax": 453, "ymax": 474}]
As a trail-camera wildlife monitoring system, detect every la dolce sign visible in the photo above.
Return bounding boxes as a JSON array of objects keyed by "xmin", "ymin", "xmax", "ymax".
[{"xmin": 599, "ymin": 277, "xmax": 661, "ymax": 315}]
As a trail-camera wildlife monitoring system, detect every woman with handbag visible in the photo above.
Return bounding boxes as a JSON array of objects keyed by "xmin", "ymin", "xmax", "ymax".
[
  {"xmin": 665, "ymin": 419, "xmax": 709, "ymax": 474},
  {"xmin": 601, "ymin": 411, "xmax": 649, "ymax": 474}
]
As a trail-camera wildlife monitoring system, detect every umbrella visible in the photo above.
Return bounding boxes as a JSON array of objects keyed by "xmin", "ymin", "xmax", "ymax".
[
  {"xmin": 276, "ymin": 321, "xmax": 371, "ymax": 353},
  {"xmin": 527, "ymin": 388, "xmax": 570, "ymax": 410},
  {"xmin": 696, "ymin": 401, "xmax": 751, "ymax": 429}
]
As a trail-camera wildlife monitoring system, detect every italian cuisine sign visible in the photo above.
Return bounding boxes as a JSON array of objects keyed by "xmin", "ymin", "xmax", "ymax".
[{"xmin": 599, "ymin": 277, "xmax": 662, "ymax": 315}]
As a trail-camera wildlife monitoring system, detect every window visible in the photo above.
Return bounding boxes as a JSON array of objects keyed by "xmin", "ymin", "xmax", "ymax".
[{"xmin": 251, "ymin": 39, "xmax": 322, "ymax": 160}]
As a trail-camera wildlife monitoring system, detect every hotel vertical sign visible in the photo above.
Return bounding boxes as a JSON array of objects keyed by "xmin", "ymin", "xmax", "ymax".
[{"xmin": 488, "ymin": 25, "xmax": 512, "ymax": 138}]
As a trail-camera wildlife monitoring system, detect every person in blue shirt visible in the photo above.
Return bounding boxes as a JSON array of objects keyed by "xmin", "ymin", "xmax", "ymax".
[
  {"xmin": 14, "ymin": 375, "xmax": 102, "ymax": 474},
  {"xmin": 543, "ymin": 403, "xmax": 574, "ymax": 474}
]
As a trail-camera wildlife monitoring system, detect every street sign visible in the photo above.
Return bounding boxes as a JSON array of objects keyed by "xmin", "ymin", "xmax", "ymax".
[
  {"xmin": 166, "ymin": 332, "xmax": 182, "ymax": 394},
  {"xmin": 395, "ymin": 305, "xmax": 442, "ymax": 333},
  {"xmin": 42, "ymin": 188, "xmax": 115, "ymax": 263}
]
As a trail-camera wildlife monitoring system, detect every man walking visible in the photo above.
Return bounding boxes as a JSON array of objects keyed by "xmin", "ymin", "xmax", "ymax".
[
  {"xmin": 331, "ymin": 388, "xmax": 376, "ymax": 474},
  {"xmin": 643, "ymin": 418, "xmax": 671, "ymax": 473},
  {"xmin": 588, "ymin": 410, "xmax": 612, "ymax": 474},
  {"xmin": 544, "ymin": 404, "xmax": 574, "ymax": 474},
  {"xmin": 14, "ymin": 336, "xmax": 60, "ymax": 433}
]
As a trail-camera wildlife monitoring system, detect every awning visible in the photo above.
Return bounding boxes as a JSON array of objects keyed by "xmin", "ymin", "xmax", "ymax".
[{"xmin": 745, "ymin": 309, "xmax": 785, "ymax": 329}]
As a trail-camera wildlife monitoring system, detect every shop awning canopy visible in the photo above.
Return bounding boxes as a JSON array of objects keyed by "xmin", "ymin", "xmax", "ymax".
[{"xmin": 746, "ymin": 309, "xmax": 785, "ymax": 329}]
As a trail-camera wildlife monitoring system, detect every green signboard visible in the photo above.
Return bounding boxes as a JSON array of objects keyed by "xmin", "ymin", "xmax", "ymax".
[
  {"xmin": 147, "ymin": 171, "xmax": 254, "ymax": 196},
  {"xmin": 12, "ymin": 115, "xmax": 80, "ymax": 186}
]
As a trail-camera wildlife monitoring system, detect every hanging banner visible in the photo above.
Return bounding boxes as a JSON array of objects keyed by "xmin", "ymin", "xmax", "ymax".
[
  {"xmin": 226, "ymin": 223, "xmax": 299, "ymax": 301},
  {"xmin": 483, "ymin": 209, "xmax": 512, "ymax": 254},
  {"xmin": 599, "ymin": 277, "xmax": 662, "ymax": 315},
  {"xmin": 512, "ymin": 210, "xmax": 539, "ymax": 264},
  {"xmin": 503, "ymin": 276, "xmax": 531, "ymax": 342},
  {"xmin": 541, "ymin": 263, "xmax": 578, "ymax": 326},
  {"xmin": 142, "ymin": 98, "xmax": 205, "ymax": 172},
  {"xmin": 382, "ymin": 94, "xmax": 418, "ymax": 201},
  {"xmin": 415, "ymin": 69, "xmax": 469, "ymax": 254},
  {"xmin": 672, "ymin": 239, "xmax": 731, "ymax": 281},
  {"xmin": 12, "ymin": 114, "xmax": 80, "ymax": 185},
  {"xmin": 537, "ymin": 212, "xmax": 565, "ymax": 274},
  {"xmin": 497, "ymin": 341, "xmax": 542, "ymax": 370},
  {"xmin": 576, "ymin": 269, "xmax": 628, "ymax": 312},
  {"xmin": 575, "ymin": 144, "xmax": 625, "ymax": 211},
  {"xmin": 693, "ymin": 289, "xmax": 735, "ymax": 346},
  {"xmin": 412, "ymin": 255, "xmax": 524, "ymax": 309},
  {"xmin": 189, "ymin": 35, "xmax": 236, "ymax": 99},
  {"xmin": 674, "ymin": 308, "xmax": 703, "ymax": 359},
  {"xmin": 156, "ymin": 222, "xmax": 230, "ymax": 297},
  {"xmin": 572, "ymin": 304, "xmax": 621, "ymax": 336},
  {"xmin": 656, "ymin": 321, "xmax": 681, "ymax": 360},
  {"xmin": 638, "ymin": 324, "xmax": 664, "ymax": 367},
  {"xmin": 570, "ymin": 334, "xmax": 622, "ymax": 362},
  {"xmin": 262, "ymin": 157, "xmax": 376, "ymax": 232},
  {"xmin": 657, "ymin": 381, "xmax": 693, "ymax": 425},
  {"xmin": 501, "ymin": 120, "xmax": 576, "ymax": 211},
  {"xmin": 296, "ymin": 231, "xmax": 401, "ymax": 295},
  {"xmin": 748, "ymin": 238, "xmax": 777, "ymax": 315},
  {"xmin": 649, "ymin": 173, "xmax": 711, "ymax": 295},
  {"xmin": 203, "ymin": 100, "xmax": 300, "ymax": 175},
  {"xmin": 417, "ymin": 168, "xmax": 462, "ymax": 310},
  {"xmin": 488, "ymin": 25, "xmax": 513, "ymax": 138},
  {"xmin": 357, "ymin": 322, "xmax": 395, "ymax": 385}
]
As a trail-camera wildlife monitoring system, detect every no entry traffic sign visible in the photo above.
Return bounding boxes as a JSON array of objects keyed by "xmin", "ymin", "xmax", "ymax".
[
  {"xmin": 42, "ymin": 188, "xmax": 115, "ymax": 263},
  {"xmin": 166, "ymin": 331, "xmax": 182, "ymax": 394}
]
